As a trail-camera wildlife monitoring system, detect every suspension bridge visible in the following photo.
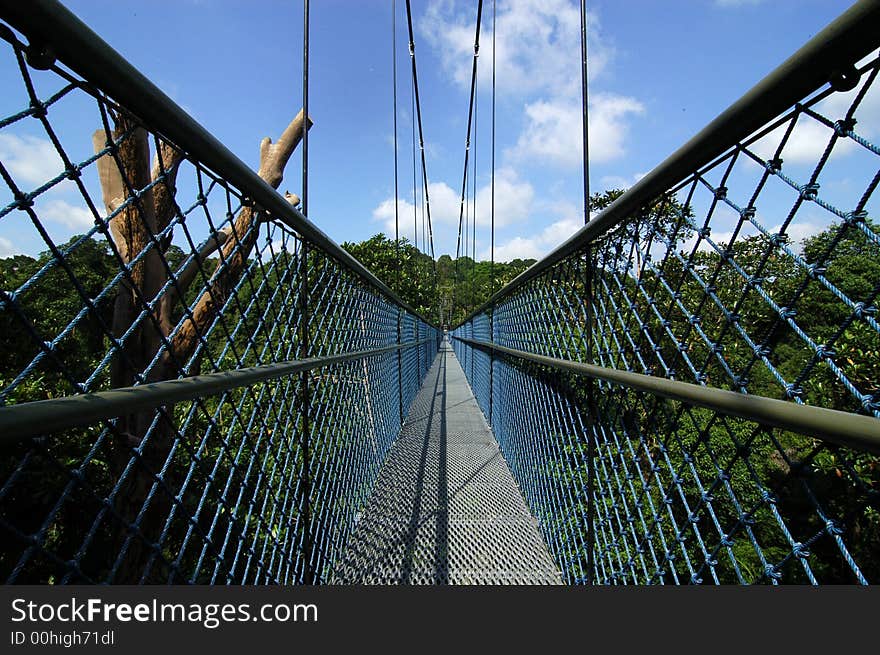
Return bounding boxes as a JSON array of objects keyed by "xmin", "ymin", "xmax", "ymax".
[{"xmin": 0, "ymin": 0, "xmax": 879, "ymax": 586}]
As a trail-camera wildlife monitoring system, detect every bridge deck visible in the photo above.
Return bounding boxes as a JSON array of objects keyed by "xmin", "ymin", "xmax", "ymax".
[{"xmin": 333, "ymin": 340, "xmax": 561, "ymax": 584}]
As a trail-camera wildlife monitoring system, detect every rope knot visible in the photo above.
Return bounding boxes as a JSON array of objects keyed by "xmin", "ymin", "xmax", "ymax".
[
  {"xmin": 765, "ymin": 157, "xmax": 783, "ymax": 173},
  {"xmin": 785, "ymin": 383, "xmax": 803, "ymax": 399},
  {"xmin": 833, "ymin": 117, "xmax": 856, "ymax": 136},
  {"xmin": 792, "ymin": 542, "xmax": 811, "ymax": 559},
  {"xmin": 825, "ymin": 519, "xmax": 844, "ymax": 536},
  {"xmin": 800, "ymin": 182, "xmax": 820, "ymax": 200},
  {"xmin": 843, "ymin": 209, "xmax": 867, "ymax": 226},
  {"xmin": 853, "ymin": 302, "xmax": 876, "ymax": 318}
]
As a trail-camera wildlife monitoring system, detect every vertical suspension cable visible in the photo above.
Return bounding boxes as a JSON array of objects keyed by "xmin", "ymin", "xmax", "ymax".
[
  {"xmin": 489, "ymin": 0, "xmax": 496, "ymax": 426},
  {"xmin": 392, "ymin": 0, "xmax": 400, "ymax": 279},
  {"xmin": 409, "ymin": 67, "xmax": 422, "ymax": 382},
  {"xmin": 299, "ymin": 0, "xmax": 312, "ymax": 585},
  {"xmin": 392, "ymin": 0, "xmax": 403, "ymax": 423},
  {"xmin": 471, "ymin": 70, "xmax": 477, "ymax": 380},
  {"xmin": 580, "ymin": 0, "xmax": 595, "ymax": 587},
  {"xmin": 302, "ymin": 3, "xmax": 310, "ymax": 219},
  {"xmin": 490, "ymin": 0, "xmax": 496, "ymax": 299},
  {"xmin": 420, "ymin": 109, "xmax": 427, "ymax": 257},
  {"xmin": 472, "ymin": 68, "xmax": 477, "ymax": 319},
  {"xmin": 580, "ymin": 0, "xmax": 590, "ymax": 225},
  {"xmin": 410, "ymin": 65, "xmax": 426, "ymax": 317},
  {"xmin": 421, "ymin": 154, "xmax": 427, "ymax": 255},
  {"xmin": 453, "ymin": 0, "xmax": 483, "ymax": 326},
  {"xmin": 458, "ymin": 150, "xmax": 468, "ymax": 322},
  {"xmin": 404, "ymin": 0, "xmax": 438, "ymax": 321},
  {"xmin": 411, "ymin": 70, "xmax": 419, "ymax": 255}
]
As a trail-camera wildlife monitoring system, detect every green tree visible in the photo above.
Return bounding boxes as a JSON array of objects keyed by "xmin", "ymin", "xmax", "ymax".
[
  {"xmin": 341, "ymin": 234, "xmax": 436, "ymax": 319},
  {"xmin": 341, "ymin": 233, "xmax": 536, "ymax": 327}
]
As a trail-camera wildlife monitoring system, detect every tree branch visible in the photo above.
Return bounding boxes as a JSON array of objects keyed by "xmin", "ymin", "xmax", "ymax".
[
  {"xmin": 160, "ymin": 228, "xmax": 230, "ymax": 319},
  {"xmin": 151, "ymin": 140, "xmax": 184, "ymax": 235},
  {"xmin": 181, "ymin": 229, "xmax": 231, "ymax": 296},
  {"xmin": 284, "ymin": 191, "xmax": 301, "ymax": 208},
  {"xmin": 93, "ymin": 116, "xmax": 167, "ymax": 388},
  {"xmin": 168, "ymin": 107, "xmax": 312, "ymax": 371},
  {"xmin": 93, "ymin": 129, "xmax": 127, "ymax": 256},
  {"xmin": 258, "ymin": 108, "xmax": 313, "ymax": 189}
]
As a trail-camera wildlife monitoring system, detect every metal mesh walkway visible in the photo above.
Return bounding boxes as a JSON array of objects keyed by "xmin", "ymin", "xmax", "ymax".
[{"xmin": 332, "ymin": 340, "xmax": 562, "ymax": 584}]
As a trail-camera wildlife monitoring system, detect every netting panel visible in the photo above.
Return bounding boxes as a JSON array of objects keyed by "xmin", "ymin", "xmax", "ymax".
[
  {"xmin": 453, "ymin": 51, "xmax": 880, "ymax": 585},
  {"xmin": 0, "ymin": 24, "xmax": 439, "ymax": 584}
]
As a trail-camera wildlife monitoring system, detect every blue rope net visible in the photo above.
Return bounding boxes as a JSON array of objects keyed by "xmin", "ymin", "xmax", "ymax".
[
  {"xmin": 1, "ymin": 5, "xmax": 878, "ymax": 587},
  {"xmin": 454, "ymin": 50, "xmax": 880, "ymax": 584},
  {"xmin": 0, "ymin": 24, "xmax": 439, "ymax": 584}
]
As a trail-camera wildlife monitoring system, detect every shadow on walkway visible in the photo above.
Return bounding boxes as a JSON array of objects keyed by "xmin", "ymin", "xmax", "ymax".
[{"xmin": 331, "ymin": 343, "xmax": 561, "ymax": 585}]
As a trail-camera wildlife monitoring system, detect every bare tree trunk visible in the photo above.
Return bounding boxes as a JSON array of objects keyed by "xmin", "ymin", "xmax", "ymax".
[
  {"xmin": 94, "ymin": 117, "xmax": 182, "ymax": 582},
  {"xmin": 93, "ymin": 109, "xmax": 312, "ymax": 582}
]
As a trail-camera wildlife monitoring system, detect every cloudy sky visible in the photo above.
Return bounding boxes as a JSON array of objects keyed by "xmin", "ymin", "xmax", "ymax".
[{"xmin": 0, "ymin": 0, "xmax": 870, "ymax": 262}]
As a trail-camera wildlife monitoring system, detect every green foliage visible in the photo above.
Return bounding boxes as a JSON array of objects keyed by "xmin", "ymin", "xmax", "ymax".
[
  {"xmin": 540, "ymin": 213, "xmax": 880, "ymax": 583},
  {"xmin": 342, "ymin": 233, "xmax": 535, "ymax": 327},
  {"xmin": 0, "ymin": 237, "xmax": 118, "ymax": 401},
  {"xmin": 1, "ymin": 210, "xmax": 878, "ymax": 584},
  {"xmin": 341, "ymin": 234, "xmax": 436, "ymax": 318}
]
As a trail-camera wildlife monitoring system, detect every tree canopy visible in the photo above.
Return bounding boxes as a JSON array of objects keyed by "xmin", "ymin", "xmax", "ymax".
[{"xmin": 341, "ymin": 233, "xmax": 536, "ymax": 327}]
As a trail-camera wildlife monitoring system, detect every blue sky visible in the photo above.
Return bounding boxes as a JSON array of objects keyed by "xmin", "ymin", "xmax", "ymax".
[{"xmin": 0, "ymin": 0, "xmax": 872, "ymax": 262}]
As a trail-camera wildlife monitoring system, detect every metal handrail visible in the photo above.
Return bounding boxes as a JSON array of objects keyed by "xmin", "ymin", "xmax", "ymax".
[
  {"xmin": 0, "ymin": 339, "xmax": 433, "ymax": 443},
  {"xmin": 0, "ymin": 0, "xmax": 437, "ymax": 328},
  {"xmin": 456, "ymin": 0, "xmax": 880, "ymax": 328},
  {"xmin": 455, "ymin": 336, "xmax": 880, "ymax": 454}
]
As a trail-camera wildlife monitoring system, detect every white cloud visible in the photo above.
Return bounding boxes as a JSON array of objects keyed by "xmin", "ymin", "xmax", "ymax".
[
  {"xmin": 421, "ymin": 180, "xmax": 463, "ymax": 226},
  {"xmin": 418, "ymin": 1, "xmax": 646, "ymax": 256},
  {"xmin": 683, "ymin": 220, "xmax": 825, "ymax": 255},
  {"xmin": 487, "ymin": 216, "xmax": 583, "ymax": 262},
  {"xmin": 748, "ymin": 78, "xmax": 878, "ymax": 165},
  {"xmin": 0, "ymin": 236, "xmax": 22, "ymax": 258},
  {"xmin": 489, "ymin": 235, "xmax": 543, "ymax": 261},
  {"xmin": 600, "ymin": 171, "xmax": 646, "ymax": 191},
  {"xmin": 473, "ymin": 167, "xmax": 535, "ymax": 226},
  {"xmin": 39, "ymin": 199, "xmax": 94, "ymax": 230},
  {"xmin": 755, "ymin": 115, "xmax": 857, "ymax": 165},
  {"xmin": 372, "ymin": 169, "xmax": 535, "ymax": 244},
  {"xmin": 421, "ymin": 1, "xmax": 645, "ymax": 168},
  {"xmin": 420, "ymin": 0, "xmax": 611, "ymax": 99},
  {"xmin": 372, "ymin": 181, "xmax": 459, "ymax": 243},
  {"xmin": 780, "ymin": 221, "xmax": 826, "ymax": 251},
  {"xmin": 509, "ymin": 93, "xmax": 644, "ymax": 168},
  {"xmin": 0, "ymin": 133, "xmax": 65, "ymax": 188},
  {"xmin": 372, "ymin": 184, "xmax": 453, "ymax": 253},
  {"xmin": 372, "ymin": 196, "xmax": 418, "ymax": 242}
]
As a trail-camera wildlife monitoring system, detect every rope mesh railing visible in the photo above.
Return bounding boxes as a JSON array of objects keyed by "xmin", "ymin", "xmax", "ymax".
[
  {"xmin": 453, "ymin": 5, "xmax": 880, "ymax": 584},
  {"xmin": 0, "ymin": 7, "xmax": 439, "ymax": 584}
]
